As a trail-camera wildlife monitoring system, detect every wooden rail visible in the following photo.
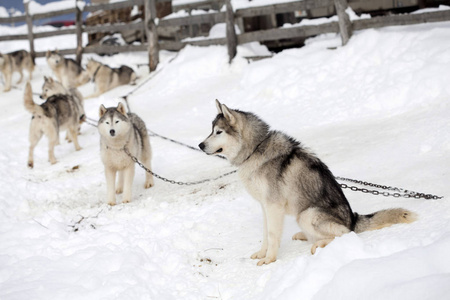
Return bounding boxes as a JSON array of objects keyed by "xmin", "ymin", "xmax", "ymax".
[{"xmin": 0, "ymin": 0, "xmax": 449, "ymax": 70}]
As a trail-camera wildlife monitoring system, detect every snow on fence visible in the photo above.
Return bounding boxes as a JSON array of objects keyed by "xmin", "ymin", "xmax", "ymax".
[{"xmin": 1, "ymin": 0, "xmax": 450, "ymax": 71}]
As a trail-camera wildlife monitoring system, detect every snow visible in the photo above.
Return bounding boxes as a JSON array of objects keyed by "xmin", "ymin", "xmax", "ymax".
[
  {"xmin": 1, "ymin": 11, "xmax": 450, "ymax": 300},
  {"xmin": 26, "ymin": 0, "xmax": 85, "ymax": 14}
]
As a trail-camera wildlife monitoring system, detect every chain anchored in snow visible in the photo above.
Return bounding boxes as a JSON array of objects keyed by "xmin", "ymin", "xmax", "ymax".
[
  {"xmin": 123, "ymin": 146, "xmax": 236, "ymax": 186},
  {"xmin": 336, "ymin": 176, "xmax": 443, "ymax": 200}
]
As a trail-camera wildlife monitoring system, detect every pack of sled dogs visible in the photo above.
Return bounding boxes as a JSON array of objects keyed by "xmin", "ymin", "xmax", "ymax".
[{"xmin": 11, "ymin": 49, "xmax": 417, "ymax": 265}]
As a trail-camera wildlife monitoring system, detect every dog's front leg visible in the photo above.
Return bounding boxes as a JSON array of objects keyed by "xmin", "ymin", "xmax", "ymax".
[
  {"xmin": 105, "ymin": 167, "xmax": 117, "ymax": 206},
  {"xmin": 256, "ymin": 203, "xmax": 284, "ymax": 266},
  {"xmin": 122, "ymin": 164, "xmax": 135, "ymax": 203},
  {"xmin": 3, "ymin": 71, "xmax": 11, "ymax": 92},
  {"xmin": 251, "ymin": 204, "xmax": 268, "ymax": 260}
]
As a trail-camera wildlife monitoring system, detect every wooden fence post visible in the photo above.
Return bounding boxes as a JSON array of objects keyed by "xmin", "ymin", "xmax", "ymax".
[
  {"xmin": 334, "ymin": 0, "xmax": 352, "ymax": 46},
  {"xmin": 145, "ymin": 0, "xmax": 159, "ymax": 72},
  {"xmin": 225, "ymin": 0, "xmax": 237, "ymax": 63},
  {"xmin": 24, "ymin": 2, "xmax": 35, "ymax": 62},
  {"xmin": 75, "ymin": 0, "xmax": 83, "ymax": 64}
]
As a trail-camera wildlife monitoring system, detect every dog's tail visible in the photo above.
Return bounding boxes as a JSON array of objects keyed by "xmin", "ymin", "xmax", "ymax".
[
  {"xmin": 24, "ymin": 82, "xmax": 39, "ymax": 114},
  {"xmin": 354, "ymin": 208, "xmax": 417, "ymax": 233}
]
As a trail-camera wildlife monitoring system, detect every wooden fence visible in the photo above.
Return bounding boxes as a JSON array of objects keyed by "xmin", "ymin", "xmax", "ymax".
[{"xmin": 1, "ymin": 0, "xmax": 450, "ymax": 71}]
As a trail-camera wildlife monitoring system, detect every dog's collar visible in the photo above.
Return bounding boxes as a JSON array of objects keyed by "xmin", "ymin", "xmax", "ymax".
[
  {"xmin": 242, "ymin": 135, "xmax": 270, "ymax": 164},
  {"xmin": 92, "ymin": 65, "xmax": 101, "ymax": 83}
]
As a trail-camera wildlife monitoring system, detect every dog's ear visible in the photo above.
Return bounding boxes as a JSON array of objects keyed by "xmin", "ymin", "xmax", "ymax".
[
  {"xmin": 221, "ymin": 104, "xmax": 236, "ymax": 125},
  {"xmin": 48, "ymin": 77, "xmax": 53, "ymax": 83},
  {"xmin": 117, "ymin": 102, "xmax": 127, "ymax": 116},
  {"xmin": 99, "ymin": 104, "xmax": 107, "ymax": 118},
  {"xmin": 215, "ymin": 99, "xmax": 222, "ymax": 114},
  {"xmin": 44, "ymin": 76, "xmax": 48, "ymax": 82}
]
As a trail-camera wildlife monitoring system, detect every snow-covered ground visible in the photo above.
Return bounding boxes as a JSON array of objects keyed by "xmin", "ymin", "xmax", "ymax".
[{"xmin": 1, "ymin": 15, "xmax": 450, "ymax": 300}]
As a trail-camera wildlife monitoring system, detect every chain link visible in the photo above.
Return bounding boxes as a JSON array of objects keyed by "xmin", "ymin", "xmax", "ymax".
[
  {"xmin": 336, "ymin": 177, "xmax": 443, "ymax": 200},
  {"xmin": 123, "ymin": 146, "xmax": 236, "ymax": 186}
]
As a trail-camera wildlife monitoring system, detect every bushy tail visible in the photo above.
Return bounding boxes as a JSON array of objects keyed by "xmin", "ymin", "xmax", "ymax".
[
  {"xmin": 24, "ymin": 82, "xmax": 38, "ymax": 114},
  {"xmin": 354, "ymin": 208, "xmax": 417, "ymax": 233}
]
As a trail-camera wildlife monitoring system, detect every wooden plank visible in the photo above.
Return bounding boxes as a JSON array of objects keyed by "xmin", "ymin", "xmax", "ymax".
[
  {"xmin": 34, "ymin": 28, "xmax": 77, "ymax": 39},
  {"xmin": 237, "ymin": 22, "xmax": 339, "ymax": 44},
  {"xmin": 84, "ymin": 0, "xmax": 144, "ymax": 13},
  {"xmin": 31, "ymin": 8, "xmax": 77, "ymax": 21},
  {"xmin": 0, "ymin": 15, "xmax": 26, "ymax": 24},
  {"xmin": 353, "ymin": 9, "xmax": 450, "ymax": 30},
  {"xmin": 225, "ymin": 0, "xmax": 237, "ymax": 63},
  {"xmin": 34, "ymin": 44, "xmax": 148, "ymax": 58},
  {"xmin": 158, "ymin": 12, "xmax": 226, "ymax": 27},
  {"xmin": 24, "ymin": 2, "xmax": 35, "ymax": 61},
  {"xmin": 146, "ymin": 0, "xmax": 159, "ymax": 72},
  {"xmin": 0, "ymin": 34, "xmax": 29, "ymax": 42},
  {"xmin": 84, "ymin": 22, "xmax": 143, "ymax": 34},
  {"xmin": 334, "ymin": 0, "xmax": 352, "ymax": 45},
  {"xmin": 76, "ymin": 5, "xmax": 83, "ymax": 64},
  {"xmin": 159, "ymin": 37, "xmax": 227, "ymax": 51},
  {"xmin": 235, "ymin": 0, "xmax": 334, "ymax": 18}
]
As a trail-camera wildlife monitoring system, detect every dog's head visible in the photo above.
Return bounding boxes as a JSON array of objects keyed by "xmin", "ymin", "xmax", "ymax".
[
  {"xmin": 199, "ymin": 99, "xmax": 243, "ymax": 161},
  {"xmin": 40, "ymin": 76, "xmax": 63, "ymax": 99},
  {"xmin": 46, "ymin": 50, "xmax": 62, "ymax": 67},
  {"xmin": 98, "ymin": 102, "xmax": 131, "ymax": 139}
]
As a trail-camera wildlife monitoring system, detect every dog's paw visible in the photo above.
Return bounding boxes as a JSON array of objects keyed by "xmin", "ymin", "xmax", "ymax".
[
  {"xmin": 49, "ymin": 159, "xmax": 57, "ymax": 165},
  {"xmin": 257, "ymin": 256, "xmax": 276, "ymax": 266},
  {"xmin": 75, "ymin": 146, "xmax": 82, "ymax": 151},
  {"xmin": 311, "ymin": 239, "xmax": 333, "ymax": 255},
  {"xmin": 27, "ymin": 161, "xmax": 34, "ymax": 169},
  {"xmin": 108, "ymin": 201, "xmax": 116, "ymax": 206},
  {"xmin": 292, "ymin": 232, "xmax": 307, "ymax": 241},
  {"xmin": 115, "ymin": 188, "xmax": 123, "ymax": 194},
  {"xmin": 144, "ymin": 181, "xmax": 154, "ymax": 189},
  {"xmin": 122, "ymin": 199, "xmax": 130, "ymax": 204},
  {"xmin": 251, "ymin": 249, "xmax": 267, "ymax": 260}
]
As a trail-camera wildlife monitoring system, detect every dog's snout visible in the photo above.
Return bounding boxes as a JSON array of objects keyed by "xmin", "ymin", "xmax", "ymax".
[
  {"xmin": 110, "ymin": 129, "xmax": 115, "ymax": 136},
  {"xmin": 39, "ymin": 95, "xmax": 43, "ymax": 99},
  {"xmin": 199, "ymin": 142, "xmax": 205, "ymax": 151}
]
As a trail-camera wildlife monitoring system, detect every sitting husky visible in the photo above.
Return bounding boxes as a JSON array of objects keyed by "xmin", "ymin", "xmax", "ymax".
[
  {"xmin": 199, "ymin": 100, "xmax": 417, "ymax": 266},
  {"xmin": 24, "ymin": 82, "xmax": 82, "ymax": 168},
  {"xmin": 46, "ymin": 50, "xmax": 90, "ymax": 88},
  {"xmin": 41, "ymin": 76, "xmax": 85, "ymax": 125},
  {"xmin": 85, "ymin": 59, "xmax": 137, "ymax": 98},
  {"xmin": 98, "ymin": 102, "xmax": 153, "ymax": 205},
  {"xmin": 0, "ymin": 50, "xmax": 34, "ymax": 92}
]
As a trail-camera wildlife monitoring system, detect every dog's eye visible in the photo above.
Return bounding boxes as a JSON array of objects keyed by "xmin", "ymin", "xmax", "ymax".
[
  {"xmin": 216, "ymin": 130, "xmax": 222, "ymax": 135},
  {"xmin": 115, "ymin": 120, "xmax": 119, "ymax": 124},
  {"xmin": 106, "ymin": 121, "xmax": 109, "ymax": 125}
]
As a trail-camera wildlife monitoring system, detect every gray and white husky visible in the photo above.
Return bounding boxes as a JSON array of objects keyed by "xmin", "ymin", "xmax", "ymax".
[
  {"xmin": 85, "ymin": 59, "xmax": 137, "ymax": 99},
  {"xmin": 98, "ymin": 103, "xmax": 153, "ymax": 205},
  {"xmin": 0, "ymin": 50, "xmax": 34, "ymax": 92},
  {"xmin": 41, "ymin": 76, "xmax": 85, "ymax": 125},
  {"xmin": 24, "ymin": 82, "xmax": 82, "ymax": 168},
  {"xmin": 199, "ymin": 100, "xmax": 417, "ymax": 266},
  {"xmin": 46, "ymin": 50, "xmax": 90, "ymax": 88}
]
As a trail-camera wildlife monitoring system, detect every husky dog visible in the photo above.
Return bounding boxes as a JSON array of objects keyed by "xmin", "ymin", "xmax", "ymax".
[
  {"xmin": 0, "ymin": 50, "xmax": 35, "ymax": 92},
  {"xmin": 24, "ymin": 82, "xmax": 82, "ymax": 168},
  {"xmin": 85, "ymin": 59, "xmax": 137, "ymax": 98},
  {"xmin": 199, "ymin": 100, "xmax": 417, "ymax": 266},
  {"xmin": 98, "ymin": 103, "xmax": 153, "ymax": 205},
  {"xmin": 46, "ymin": 50, "xmax": 90, "ymax": 88},
  {"xmin": 41, "ymin": 76, "xmax": 85, "ymax": 125}
]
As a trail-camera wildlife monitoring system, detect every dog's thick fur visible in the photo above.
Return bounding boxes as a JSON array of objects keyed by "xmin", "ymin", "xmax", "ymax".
[
  {"xmin": 46, "ymin": 50, "xmax": 90, "ymax": 88},
  {"xmin": 0, "ymin": 50, "xmax": 34, "ymax": 92},
  {"xmin": 41, "ymin": 76, "xmax": 85, "ymax": 125},
  {"xmin": 24, "ymin": 82, "xmax": 82, "ymax": 168},
  {"xmin": 199, "ymin": 100, "xmax": 417, "ymax": 266},
  {"xmin": 98, "ymin": 103, "xmax": 153, "ymax": 205},
  {"xmin": 85, "ymin": 59, "xmax": 137, "ymax": 98}
]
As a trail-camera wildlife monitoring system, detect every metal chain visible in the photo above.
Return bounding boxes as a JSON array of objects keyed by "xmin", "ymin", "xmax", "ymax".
[
  {"xmin": 84, "ymin": 116, "xmax": 443, "ymax": 199},
  {"xmin": 123, "ymin": 146, "xmax": 236, "ymax": 186},
  {"xmin": 336, "ymin": 176, "xmax": 443, "ymax": 200}
]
